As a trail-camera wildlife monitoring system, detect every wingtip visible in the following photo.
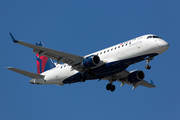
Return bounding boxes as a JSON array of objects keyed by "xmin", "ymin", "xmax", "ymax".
[
  {"xmin": 150, "ymin": 80, "xmax": 157, "ymax": 87},
  {"xmin": 9, "ymin": 32, "xmax": 18, "ymax": 43},
  {"xmin": 150, "ymin": 80, "xmax": 154, "ymax": 85},
  {"xmin": 6, "ymin": 67, "xmax": 13, "ymax": 70}
]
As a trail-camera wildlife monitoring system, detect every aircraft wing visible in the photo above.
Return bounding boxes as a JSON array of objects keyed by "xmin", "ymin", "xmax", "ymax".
[
  {"xmin": 140, "ymin": 80, "xmax": 156, "ymax": 88},
  {"xmin": 9, "ymin": 33, "xmax": 84, "ymax": 70},
  {"xmin": 102, "ymin": 70, "xmax": 156, "ymax": 89},
  {"xmin": 102, "ymin": 70, "xmax": 129, "ymax": 81},
  {"xmin": 7, "ymin": 67, "xmax": 44, "ymax": 79}
]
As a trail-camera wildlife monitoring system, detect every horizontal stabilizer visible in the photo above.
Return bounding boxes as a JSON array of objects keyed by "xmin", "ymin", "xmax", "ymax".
[{"xmin": 7, "ymin": 67, "xmax": 44, "ymax": 79}]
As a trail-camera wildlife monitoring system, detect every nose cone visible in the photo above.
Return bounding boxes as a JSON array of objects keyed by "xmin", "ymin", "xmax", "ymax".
[
  {"xmin": 161, "ymin": 40, "xmax": 169, "ymax": 51},
  {"xmin": 157, "ymin": 39, "xmax": 169, "ymax": 54}
]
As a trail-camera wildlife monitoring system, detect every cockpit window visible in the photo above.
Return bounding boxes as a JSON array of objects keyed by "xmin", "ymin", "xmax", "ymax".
[
  {"xmin": 147, "ymin": 36, "xmax": 153, "ymax": 39},
  {"xmin": 147, "ymin": 35, "xmax": 161, "ymax": 39},
  {"xmin": 153, "ymin": 36, "xmax": 161, "ymax": 39}
]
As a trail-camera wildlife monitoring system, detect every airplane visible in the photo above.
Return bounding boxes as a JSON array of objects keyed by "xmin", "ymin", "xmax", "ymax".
[{"xmin": 7, "ymin": 33, "xmax": 169, "ymax": 91}]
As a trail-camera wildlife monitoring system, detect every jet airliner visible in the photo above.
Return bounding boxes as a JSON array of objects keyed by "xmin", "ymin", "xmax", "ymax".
[{"xmin": 7, "ymin": 33, "xmax": 169, "ymax": 91}]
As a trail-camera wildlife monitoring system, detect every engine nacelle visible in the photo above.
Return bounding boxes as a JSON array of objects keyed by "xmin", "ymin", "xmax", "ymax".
[
  {"xmin": 81, "ymin": 55, "xmax": 100, "ymax": 68},
  {"xmin": 127, "ymin": 70, "xmax": 145, "ymax": 83}
]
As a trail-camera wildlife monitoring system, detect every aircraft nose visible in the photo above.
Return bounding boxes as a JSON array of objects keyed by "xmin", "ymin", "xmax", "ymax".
[
  {"xmin": 156, "ymin": 39, "xmax": 169, "ymax": 54},
  {"xmin": 161, "ymin": 40, "xmax": 169, "ymax": 50}
]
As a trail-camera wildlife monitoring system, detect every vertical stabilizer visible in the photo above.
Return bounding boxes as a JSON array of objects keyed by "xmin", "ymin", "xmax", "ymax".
[{"xmin": 36, "ymin": 42, "xmax": 55, "ymax": 74}]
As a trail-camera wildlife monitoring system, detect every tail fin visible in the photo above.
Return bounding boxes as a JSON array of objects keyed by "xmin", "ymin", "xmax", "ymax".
[{"xmin": 36, "ymin": 42, "xmax": 56, "ymax": 74}]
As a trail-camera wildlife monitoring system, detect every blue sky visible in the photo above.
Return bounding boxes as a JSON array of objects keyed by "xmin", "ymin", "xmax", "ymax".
[{"xmin": 1, "ymin": 0, "xmax": 179, "ymax": 120}]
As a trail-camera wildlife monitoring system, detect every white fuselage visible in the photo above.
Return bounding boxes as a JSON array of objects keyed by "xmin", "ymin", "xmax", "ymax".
[{"xmin": 32, "ymin": 34, "xmax": 169, "ymax": 85}]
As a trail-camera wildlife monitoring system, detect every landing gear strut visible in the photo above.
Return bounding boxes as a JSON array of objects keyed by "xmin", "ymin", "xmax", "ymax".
[
  {"xmin": 145, "ymin": 56, "xmax": 154, "ymax": 70},
  {"xmin": 145, "ymin": 64, "xmax": 151, "ymax": 70},
  {"xmin": 106, "ymin": 83, "xmax": 115, "ymax": 92}
]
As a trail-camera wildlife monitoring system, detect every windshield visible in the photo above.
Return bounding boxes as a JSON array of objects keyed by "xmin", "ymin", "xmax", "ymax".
[
  {"xmin": 153, "ymin": 36, "xmax": 161, "ymax": 39},
  {"xmin": 147, "ymin": 36, "xmax": 153, "ymax": 39},
  {"xmin": 147, "ymin": 35, "xmax": 161, "ymax": 39}
]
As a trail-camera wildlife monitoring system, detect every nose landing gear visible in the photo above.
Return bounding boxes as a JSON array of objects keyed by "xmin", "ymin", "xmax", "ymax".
[
  {"xmin": 145, "ymin": 56, "xmax": 154, "ymax": 70},
  {"xmin": 145, "ymin": 64, "xmax": 151, "ymax": 70}
]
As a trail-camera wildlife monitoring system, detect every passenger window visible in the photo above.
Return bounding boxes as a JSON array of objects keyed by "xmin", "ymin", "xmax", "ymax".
[
  {"xmin": 100, "ymin": 52, "xmax": 102, "ymax": 55},
  {"xmin": 118, "ymin": 46, "xmax": 120, "ymax": 48},
  {"xmin": 107, "ymin": 50, "xmax": 109, "ymax": 52},
  {"xmin": 111, "ymin": 48, "xmax": 113, "ymax": 51},
  {"xmin": 115, "ymin": 47, "xmax": 116, "ymax": 49},
  {"xmin": 122, "ymin": 45, "xmax": 124, "ymax": 47},
  {"xmin": 104, "ymin": 51, "xmax": 106, "ymax": 53},
  {"xmin": 129, "ymin": 42, "xmax": 131, "ymax": 44}
]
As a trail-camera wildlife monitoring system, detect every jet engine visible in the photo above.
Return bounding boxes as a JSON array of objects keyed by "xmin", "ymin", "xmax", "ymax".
[
  {"xmin": 81, "ymin": 55, "xmax": 100, "ymax": 68},
  {"xmin": 127, "ymin": 70, "xmax": 145, "ymax": 83}
]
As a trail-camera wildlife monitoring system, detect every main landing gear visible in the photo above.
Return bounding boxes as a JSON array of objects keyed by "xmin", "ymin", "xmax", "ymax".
[
  {"xmin": 106, "ymin": 83, "xmax": 115, "ymax": 92},
  {"xmin": 145, "ymin": 56, "xmax": 154, "ymax": 70},
  {"xmin": 106, "ymin": 75, "xmax": 117, "ymax": 92}
]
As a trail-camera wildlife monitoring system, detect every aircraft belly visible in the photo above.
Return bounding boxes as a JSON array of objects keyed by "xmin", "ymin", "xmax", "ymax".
[
  {"xmin": 62, "ymin": 74, "xmax": 82, "ymax": 84},
  {"xmin": 85, "ymin": 53, "xmax": 158, "ymax": 80},
  {"xmin": 85, "ymin": 61, "xmax": 128, "ymax": 79},
  {"xmin": 55, "ymin": 67, "xmax": 82, "ymax": 84}
]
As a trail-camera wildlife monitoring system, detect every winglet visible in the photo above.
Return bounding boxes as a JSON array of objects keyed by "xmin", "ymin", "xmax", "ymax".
[
  {"xmin": 150, "ymin": 80, "xmax": 157, "ymax": 87},
  {"xmin": 9, "ymin": 32, "xmax": 18, "ymax": 43}
]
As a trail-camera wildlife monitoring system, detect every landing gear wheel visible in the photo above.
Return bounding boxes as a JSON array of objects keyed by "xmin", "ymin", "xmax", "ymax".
[
  {"xmin": 110, "ymin": 85, "xmax": 115, "ymax": 92},
  {"xmin": 145, "ymin": 65, "xmax": 151, "ymax": 70},
  {"xmin": 145, "ymin": 56, "xmax": 153, "ymax": 70},
  {"xmin": 106, "ymin": 83, "xmax": 111, "ymax": 90},
  {"xmin": 106, "ymin": 84, "xmax": 115, "ymax": 92}
]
